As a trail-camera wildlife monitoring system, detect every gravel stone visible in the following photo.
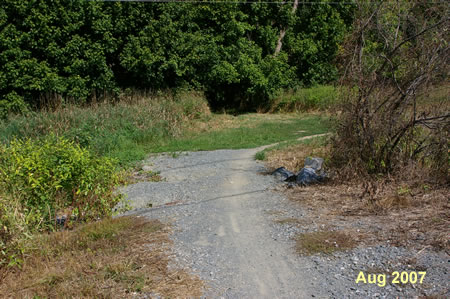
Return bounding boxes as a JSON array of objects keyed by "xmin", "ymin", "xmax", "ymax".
[{"xmin": 122, "ymin": 146, "xmax": 449, "ymax": 298}]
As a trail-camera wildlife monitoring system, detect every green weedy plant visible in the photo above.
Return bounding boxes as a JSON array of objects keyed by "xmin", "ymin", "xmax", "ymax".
[{"xmin": 0, "ymin": 135, "xmax": 123, "ymax": 232}]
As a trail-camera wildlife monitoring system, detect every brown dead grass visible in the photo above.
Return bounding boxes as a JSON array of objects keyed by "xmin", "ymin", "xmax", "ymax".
[
  {"xmin": 295, "ymin": 230, "xmax": 359, "ymax": 255},
  {"xmin": 264, "ymin": 141, "xmax": 330, "ymax": 173},
  {"xmin": 266, "ymin": 142, "xmax": 450, "ymax": 252},
  {"xmin": 284, "ymin": 182, "xmax": 449, "ymax": 251},
  {"xmin": 0, "ymin": 216, "xmax": 203, "ymax": 298},
  {"xmin": 187, "ymin": 113, "xmax": 303, "ymax": 135}
]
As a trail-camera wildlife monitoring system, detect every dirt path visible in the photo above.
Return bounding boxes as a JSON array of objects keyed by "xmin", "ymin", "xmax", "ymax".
[{"xmin": 124, "ymin": 142, "xmax": 323, "ymax": 298}]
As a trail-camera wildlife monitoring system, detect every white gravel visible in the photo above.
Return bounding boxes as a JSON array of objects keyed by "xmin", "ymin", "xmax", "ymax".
[{"xmin": 122, "ymin": 146, "xmax": 449, "ymax": 298}]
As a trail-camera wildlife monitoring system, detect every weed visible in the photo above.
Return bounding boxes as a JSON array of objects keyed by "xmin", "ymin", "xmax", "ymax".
[
  {"xmin": 254, "ymin": 151, "xmax": 266, "ymax": 161},
  {"xmin": 275, "ymin": 218, "xmax": 303, "ymax": 225}
]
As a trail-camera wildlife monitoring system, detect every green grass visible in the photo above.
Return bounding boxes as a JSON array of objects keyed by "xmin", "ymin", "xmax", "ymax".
[
  {"xmin": 272, "ymin": 85, "xmax": 338, "ymax": 112},
  {"xmin": 0, "ymin": 95, "xmax": 331, "ymax": 167},
  {"xmin": 151, "ymin": 115, "xmax": 330, "ymax": 153}
]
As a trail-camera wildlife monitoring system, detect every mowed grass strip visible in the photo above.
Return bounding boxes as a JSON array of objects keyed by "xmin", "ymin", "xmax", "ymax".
[{"xmin": 0, "ymin": 217, "xmax": 203, "ymax": 298}]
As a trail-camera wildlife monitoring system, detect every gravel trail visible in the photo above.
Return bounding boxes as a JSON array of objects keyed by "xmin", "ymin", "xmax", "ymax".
[
  {"xmin": 124, "ymin": 144, "xmax": 322, "ymax": 298},
  {"xmin": 123, "ymin": 140, "xmax": 449, "ymax": 298}
]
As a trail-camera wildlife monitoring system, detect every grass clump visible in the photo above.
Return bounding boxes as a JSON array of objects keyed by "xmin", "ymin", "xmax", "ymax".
[
  {"xmin": 272, "ymin": 85, "xmax": 337, "ymax": 112},
  {"xmin": 0, "ymin": 216, "xmax": 203, "ymax": 298},
  {"xmin": 295, "ymin": 230, "xmax": 357, "ymax": 255}
]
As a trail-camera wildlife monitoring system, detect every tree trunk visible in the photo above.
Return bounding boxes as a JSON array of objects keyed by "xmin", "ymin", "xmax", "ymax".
[{"xmin": 274, "ymin": 0, "xmax": 299, "ymax": 56}]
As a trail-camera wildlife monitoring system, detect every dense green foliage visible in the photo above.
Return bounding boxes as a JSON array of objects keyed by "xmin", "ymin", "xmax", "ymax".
[
  {"xmin": 0, "ymin": 0, "xmax": 353, "ymax": 115},
  {"xmin": 0, "ymin": 135, "xmax": 123, "ymax": 266},
  {"xmin": 0, "ymin": 135, "xmax": 123, "ymax": 227}
]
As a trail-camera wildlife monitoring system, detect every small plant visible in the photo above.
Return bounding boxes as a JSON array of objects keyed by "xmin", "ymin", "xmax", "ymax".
[
  {"xmin": 144, "ymin": 171, "xmax": 164, "ymax": 182},
  {"xmin": 254, "ymin": 151, "xmax": 266, "ymax": 161},
  {"xmin": 397, "ymin": 186, "xmax": 411, "ymax": 196}
]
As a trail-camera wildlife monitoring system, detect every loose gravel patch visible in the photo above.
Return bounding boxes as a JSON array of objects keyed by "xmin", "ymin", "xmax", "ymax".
[{"xmin": 122, "ymin": 146, "xmax": 449, "ymax": 298}]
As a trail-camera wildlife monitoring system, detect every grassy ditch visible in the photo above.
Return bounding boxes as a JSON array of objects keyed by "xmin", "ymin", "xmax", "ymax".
[{"xmin": 0, "ymin": 216, "xmax": 203, "ymax": 298}]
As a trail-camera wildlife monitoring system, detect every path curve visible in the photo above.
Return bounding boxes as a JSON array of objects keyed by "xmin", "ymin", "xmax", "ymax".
[{"xmin": 124, "ymin": 136, "xmax": 328, "ymax": 298}]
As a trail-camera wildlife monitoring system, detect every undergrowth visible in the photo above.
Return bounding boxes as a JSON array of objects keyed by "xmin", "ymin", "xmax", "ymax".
[
  {"xmin": 0, "ymin": 91, "xmax": 210, "ymax": 166},
  {"xmin": 0, "ymin": 135, "xmax": 124, "ymax": 268}
]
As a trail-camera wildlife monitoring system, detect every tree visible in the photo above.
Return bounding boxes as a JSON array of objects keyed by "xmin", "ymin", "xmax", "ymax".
[{"xmin": 332, "ymin": 0, "xmax": 449, "ymax": 178}]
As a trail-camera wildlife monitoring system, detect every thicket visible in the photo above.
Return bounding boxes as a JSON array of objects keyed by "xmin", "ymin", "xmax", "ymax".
[
  {"xmin": 331, "ymin": 1, "xmax": 449, "ymax": 183},
  {"xmin": 0, "ymin": 135, "xmax": 124, "ymax": 267},
  {"xmin": 0, "ymin": 0, "xmax": 353, "ymax": 116}
]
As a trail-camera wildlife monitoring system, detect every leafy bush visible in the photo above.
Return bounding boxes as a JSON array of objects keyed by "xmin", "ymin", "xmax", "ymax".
[{"xmin": 0, "ymin": 135, "xmax": 123, "ymax": 232}]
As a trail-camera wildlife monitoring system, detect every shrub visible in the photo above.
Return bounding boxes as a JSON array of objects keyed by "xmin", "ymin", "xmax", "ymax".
[
  {"xmin": 331, "ymin": 1, "xmax": 449, "ymax": 180},
  {"xmin": 0, "ymin": 135, "xmax": 123, "ymax": 232},
  {"xmin": 0, "ymin": 0, "xmax": 353, "ymax": 114}
]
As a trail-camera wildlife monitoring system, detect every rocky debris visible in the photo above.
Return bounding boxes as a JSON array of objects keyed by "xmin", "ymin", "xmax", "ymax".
[{"xmin": 272, "ymin": 157, "xmax": 328, "ymax": 186}]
